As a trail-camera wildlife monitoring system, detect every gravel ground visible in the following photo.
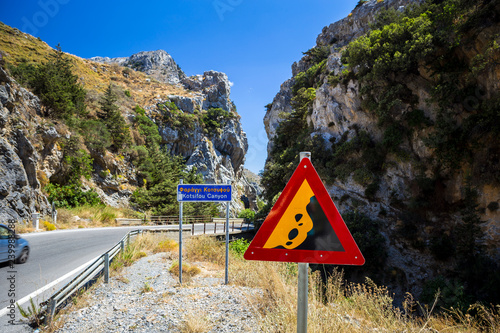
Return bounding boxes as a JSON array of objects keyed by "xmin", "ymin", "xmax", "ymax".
[{"xmin": 55, "ymin": 253, "xmax": 261, "ymax": 333}]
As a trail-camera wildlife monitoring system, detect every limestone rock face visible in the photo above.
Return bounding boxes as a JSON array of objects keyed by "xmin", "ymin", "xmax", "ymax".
[
  {"xmin": 263, "ymin": 79, "xmax": 294, "ymax": 153},
  {"xmin": 152, "ymin": 70, "xmax": 253, "ymax": 214},
  {"xmin": 0, "ymin": 67, "xmax": 50, "ymax": 222},
  {"xmin": 264, "ymin": 0, "xmax": 500, "ymax": 298},
  {"xmin": 182, "ymin": 71, "xmax": 234, "ymax": 112},
  {"xmin": 91, "ymin": 50, "xmax": 186, "ymax": 85},
  {"xmin": 91, "ymin": 49, "xmax": 256, "ymax": 213}
]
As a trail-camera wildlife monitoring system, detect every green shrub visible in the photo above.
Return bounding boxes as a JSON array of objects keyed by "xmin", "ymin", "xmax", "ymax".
[
  {"xmin": 134, "ymin": 112, "xmax": 162, "ymax": 149},
  {"xmin": 79, "ymin": 119, "xmax": 111, "ymax": 153},
  {"xmin": 421, "ymin": 276, "xmax": 468, "ymax": 311},
  {"xmin": 292, "ymin": 60, "xmax": 326, "ymax": 95},
  {"xmin": 98, "ymin": 84, "xmax": 131, "ymax": 151},
  {"xmin": 229, "ymin": 238, "xmax": 249, "ymax": 258},
  {"xmin": 45, "ymin": 183, "xmax": 102, "ymax": 208},
  {"xmin": 53, "ymin": 136, "xmax": 95, "ymax": 186},
  {"xmin": 238, "ymin": 209, "xmax": 255, "ymax": 221},
  {"xmin": 303, "ymin": 45, "xmax": 331, "ymax": 64},
  {"xmin": 131, "ymin": 147, "xmax": 216, "ymax": 216},
  {"xmin": 201, "ymin": 108, "xmax": 234, "ymax": 136},
  {"xmin": 430, "ymin": 234, "xmax": 455, "ymax": 261},
  {"xmin": 353, "ymin": 168, "xmax": 374, "ymax": 186}
]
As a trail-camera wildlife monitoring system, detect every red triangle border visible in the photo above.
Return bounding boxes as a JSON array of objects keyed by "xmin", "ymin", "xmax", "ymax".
[{"xmin": 244, "ymin": 158, "xmax": 365, "ymax": 265}]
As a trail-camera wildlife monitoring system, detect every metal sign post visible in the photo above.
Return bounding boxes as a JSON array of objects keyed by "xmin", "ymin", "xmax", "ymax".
[
  {"xmin": 179, "ymin": 179, "xmax": 183, "ymax": 284},
  {"xmin": 225, "ymin": 180, "xmax": 231, "ymax": 285},
  {"xmin": 297, "ymin": 152, "xmax": 310, "ymax": 333}
]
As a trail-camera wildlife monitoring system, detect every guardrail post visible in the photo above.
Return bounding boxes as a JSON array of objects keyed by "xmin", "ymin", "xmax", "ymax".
[
  {"xmin": 121, "ymin": 240, "xmax": 124, "ymax": 254},
  {"xmin": 104, "ymin": 253, "xmax": 109, "ymax": 284},
  {"xmin": 214, "ymin": 222, "xmax": 217, "ymax": 234},
  {"xmin": 204, "ymin": 222, "xmax": 206, "ymax": 234},
  {"xmin": 232, "ymin": 221, "xmax": 234, "ymax": 232},
  {"xmin": 46, "ymin": 298, "xmax": 57, "ymax": 325},
  {"xmin": 32, "ymin": 212, "xmax": 40, "ymax": 230},
  {"xmin": 192, "ymin": 223, "xmax": 194, "ymax": 235}
]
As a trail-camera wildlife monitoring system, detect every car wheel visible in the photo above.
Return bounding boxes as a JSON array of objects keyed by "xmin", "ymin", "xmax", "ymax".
[{"xmin": 16, "ymin": 247, "xmax": 29, "ymax": 264}]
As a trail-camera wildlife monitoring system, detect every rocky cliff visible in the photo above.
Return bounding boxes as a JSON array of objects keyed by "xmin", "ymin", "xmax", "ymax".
[
  {"xmin": 264, "ymin": 0, "xmax": 500, "ymax": 302},
  {"xmin": 0, "ymin": 66, "xmax": 50, "ymax": 221},
  {"xmin": 0, "ymin": 25, "xmax": 259, "ymax": 221},
  {"xmin": 92, "ymin": 51, "xmax": 255, "ymax": 212},
  {"xmin": 91, "ymin": 50, "xmax": 186, "ymax": 85}
]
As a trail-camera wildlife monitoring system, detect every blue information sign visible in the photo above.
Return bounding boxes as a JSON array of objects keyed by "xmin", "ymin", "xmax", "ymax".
[{"xmin": 177, "ymin": 184, "xmax": 232, "ymax": 202}]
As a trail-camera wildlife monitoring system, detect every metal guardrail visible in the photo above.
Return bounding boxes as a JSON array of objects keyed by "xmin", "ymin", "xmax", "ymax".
[
  {"xmin": 150, "ymin": 215, "xmax": 212, "ymax": 225},
  {"xmin": 38, "ymin": 229, "xmax": 143, "ymax": 324}
]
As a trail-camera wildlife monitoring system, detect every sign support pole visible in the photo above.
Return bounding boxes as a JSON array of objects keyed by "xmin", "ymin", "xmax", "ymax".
[
  {"xmin": 179, "ymin": 178, "xmax": 183, "ymax": 285},
  {"xmin": 297, "ymin": 152, "xmax": 311, "ymax": 333},
  {"xmin": 225, "ymin": 180, "xmax": 231, "ymax": 285}
]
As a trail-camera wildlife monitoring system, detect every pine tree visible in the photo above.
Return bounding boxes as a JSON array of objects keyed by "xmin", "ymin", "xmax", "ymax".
[
  {"xmin": 131, "ymin": 147, "xmax": 183, "ymax": 215},
  {"xmin": 98, "ymin": 84, "xmax": 119, "ymax": 120},
  {"xmin": 31, "ymin": 44, "xmax": 87, "ymax": 118},
  {"xmin": 131, "ymin": 148, "xmax": 217, "ymax": 216},
  {"xmin": 98, "ymin": 84, "xmax": 130, "ymax": 151}
]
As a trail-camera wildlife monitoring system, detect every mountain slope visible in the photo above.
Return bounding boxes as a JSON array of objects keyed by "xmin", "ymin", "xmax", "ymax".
[{"xmin": 0, "ymin": 22, "xmax": 259, "ymax": 220}]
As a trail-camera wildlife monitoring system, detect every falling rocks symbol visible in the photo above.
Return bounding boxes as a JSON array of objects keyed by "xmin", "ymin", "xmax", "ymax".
[{"xmin": 296, "ymin": 196, "xmax": 344, "ymax": 252}]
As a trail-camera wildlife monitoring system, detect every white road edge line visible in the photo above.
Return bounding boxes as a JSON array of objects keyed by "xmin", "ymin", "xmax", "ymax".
[{"xmin": 0, "ymin": 254, "xmax": 100, "ymax": 318}]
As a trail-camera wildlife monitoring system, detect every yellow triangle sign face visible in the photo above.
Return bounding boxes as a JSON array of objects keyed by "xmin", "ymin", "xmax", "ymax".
[
  {"xmin": 244, "ymin": 158, "xmax": 364, "ymax": 265},
  {"xmin": 263, "ymin": 179, "xmax": 314, "ymax": 249}
]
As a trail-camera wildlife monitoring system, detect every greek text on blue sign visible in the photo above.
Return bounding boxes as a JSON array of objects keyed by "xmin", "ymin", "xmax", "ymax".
[{"xmin": 177, "ymin": 184, "xmax": 232, "ymax": 202}]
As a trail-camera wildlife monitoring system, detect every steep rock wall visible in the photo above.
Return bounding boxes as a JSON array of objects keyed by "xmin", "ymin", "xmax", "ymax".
[
  {"xmin": 264, "ymin": 0, "xmax": 500, "ymax": 299},
  {"xmin": 0, "ymin": 66, "xmax": 50, "ymax": 221}
]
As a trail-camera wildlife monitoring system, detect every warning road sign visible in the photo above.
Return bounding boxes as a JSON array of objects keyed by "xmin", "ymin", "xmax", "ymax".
[{"xmin": 244, "ymin": 158, "xmax": 364, "ymax": 265}]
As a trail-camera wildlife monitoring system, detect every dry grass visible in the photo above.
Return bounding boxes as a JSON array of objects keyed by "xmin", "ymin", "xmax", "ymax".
[
  {"xmin": 56, "ymin": 205, "xmax": 140, "ymax": 229},
  {"xmin": 180, "ymin": 312, "xmax": 211, "ymax": 332},
  {"xmin": 185, "ymin": 235, "xmax": 500, "ymax": 333},
  {"xmin": 180, "ymin": 310, "xmax": 213, "ymax": 333},
  {"xmin": 185, "ymin": 235, "xmax": 225, "ymax": 265},
  {"xmin": 109, "ymin": 232, "xmax": 177, "ymax": 274},
  {"xmin": 14, "ymin": 222, "xmax": 36, "ymax": 234},
  {"xmin": 154, "ymin": 239, "xmax": 178, "ymax": 253},
  {"xmin": 169, "ymin": 261, "xmax": 201, "ymax": 283},
  {"xmin": 140, "ymin": 281, "xmax": 154, "ymax": 294},
  {"xmin": 41, "ymin": 278, "xmax": 104, "ymax": 333}
]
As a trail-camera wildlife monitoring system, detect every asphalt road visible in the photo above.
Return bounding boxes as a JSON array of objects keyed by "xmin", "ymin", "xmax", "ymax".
[{"xmin": 0, "ymin": 222, "xmax": 253, "ymax": 331}]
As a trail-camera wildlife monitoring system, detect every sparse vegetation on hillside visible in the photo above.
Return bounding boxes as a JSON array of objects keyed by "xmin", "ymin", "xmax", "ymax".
[
  {"xmin": 1, "ymin": 23, "xmax": 221, "ymax": 216},
  {"xmin": 201, "ymin": 107, "xmax": 235, "ymax": 136},
  {"xmin": 9, "ymin": 44, "xmax": 87, "ymax": 119}
]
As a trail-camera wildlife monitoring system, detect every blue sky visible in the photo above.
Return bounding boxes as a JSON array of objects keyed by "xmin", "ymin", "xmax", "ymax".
[{"xmin": 0, "ymin": 0, "xmax": 358, "ymax": 174}]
